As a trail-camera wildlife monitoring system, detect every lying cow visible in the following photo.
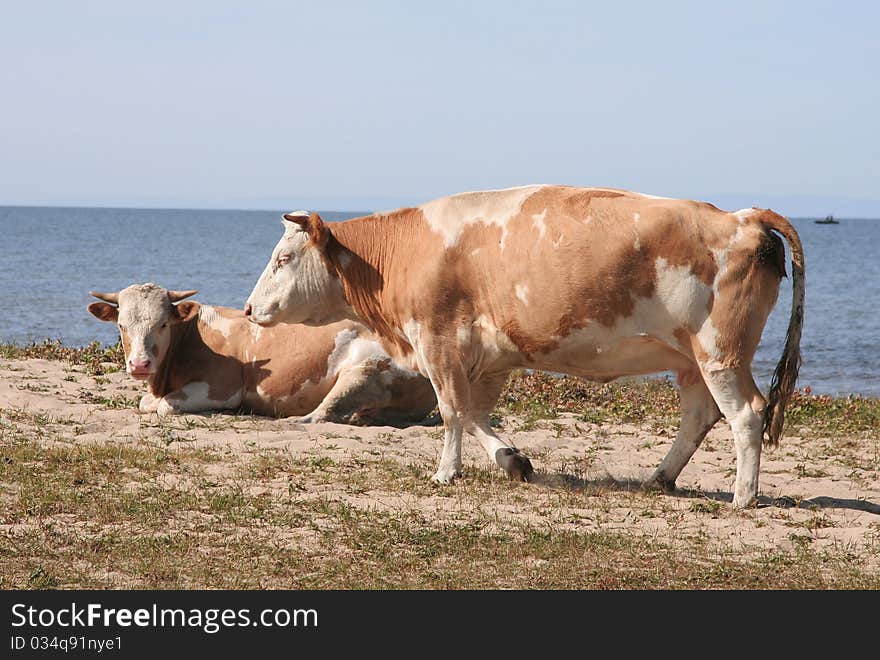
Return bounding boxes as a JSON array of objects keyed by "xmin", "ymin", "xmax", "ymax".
[
  {"xmin": 87, "ymin": 283, "xmax": 436, "ymax": 423},
  {"xmin": 244, "ymin": 185, "xmax": 804, "ymax": 508}
]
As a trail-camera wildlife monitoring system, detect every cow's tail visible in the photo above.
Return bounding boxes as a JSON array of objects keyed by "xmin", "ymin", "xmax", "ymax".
[{"xmin": 757, "ymin": 209, "xmax": 805, "ymax": 448}]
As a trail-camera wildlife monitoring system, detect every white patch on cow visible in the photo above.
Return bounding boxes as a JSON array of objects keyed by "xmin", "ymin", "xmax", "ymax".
[
  {"xmin": 471, "ymin": 248, "xmax": 481, "ymax": 257},
  {"xmin": 324, "ymin": 328, "xmax": 380, "ymax": 377},
  {"xmin": 544, "ymin": 256, "xmax": 712, "ymax": 375},
  {"xmin": 403, "ymin": 319, "xmax": 435, "ymax": 381},
  {"xmin": 655, "ymin": 258, "xmax": 713, "ymax": 327},
  {"xmin": 532, "ymin": 209, "xmax": 547, "ymax": 238},
  {"xmin": 697, "ymin": 318, "xmax": 723, "ymax": 363},
  {"xmin": 710, "ymin": 225, "xmax": 745, "ymax": 279},
  {"xmin": 515, "ymin": 284, "xmax": 529, "ymax": 305},
  {"xmin": 584, "ymin": 215, "xmax": 593, "ymax": 224},
  {"xmin": 159, "ymin": 381, "xmax": 241, "ymax": 416},
  {"xmin": 473, "ymin": 315, "xmax": 519, "ymax": 354},
  {"xmin": 734, "ymin": 208, "xmax": 756, "ymax": 223},
  {"xmin": 633, "ymin": 235, "xmax": 641, "ymax": 250},
  {"xmin": 553, "ymin": 234, "xmax": 564, "ymax": 248},
  {"xmin": 696, "ymin": 224, "xmax": 745, "ymax": 363},
  {"xmin": 636, "ymin": 192, "xmax": 673, "ymax": 200},
  {"xmin": 456, "ymin": 325, "xmax": 471, "ymax": 348},
  {"xmin": 633, "ymin": 212, "xmax": 641, "ymax": 223},
  {"xmin": 199, "ymin": 305, "xmax": 236, "ymax": 338},
  {"xmin": 420, "ymin": 184, "xmax": 546, "ymax": 248}
]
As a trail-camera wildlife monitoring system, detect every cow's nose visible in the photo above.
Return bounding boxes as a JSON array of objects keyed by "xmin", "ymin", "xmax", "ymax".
[
  {"xmin": 129, "ymin": 358, "xmax": 151, "ymax": 370},
  {"xmin": 244, "ymin": 303, "xmax": 252, "ymax": 317}
]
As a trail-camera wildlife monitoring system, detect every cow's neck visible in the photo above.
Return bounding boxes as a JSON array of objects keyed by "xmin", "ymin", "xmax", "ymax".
[
  {"xmin": 326, "ymin": 216, "xmax": 413, "ymax": 355},
  {"xmin": 145, "ymin": 317, "xmax": 196, "ymax": 398}
]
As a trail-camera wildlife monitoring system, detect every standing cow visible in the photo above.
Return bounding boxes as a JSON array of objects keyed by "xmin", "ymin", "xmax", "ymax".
[
  {"xmin": 88, "ymin": 283, "xmax": 436, "ymax": 424},
  {"xmin": 244, "ymin": 186, "xmax": 804, "ymax": 508}
]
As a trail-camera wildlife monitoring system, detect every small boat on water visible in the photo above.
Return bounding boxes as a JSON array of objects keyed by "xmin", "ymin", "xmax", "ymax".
[{"xmin": 815, "ymin": 214, "xmax": 840, "ymax": 225}]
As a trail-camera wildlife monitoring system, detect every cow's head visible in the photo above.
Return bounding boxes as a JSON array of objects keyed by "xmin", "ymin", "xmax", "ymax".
[
  {"xmin": 87, "ymin": 283, "xmax": 199, "ymax": 379},
  {"xmin": 245, "ymin": 211, "xmax": 348, "ymax": 327}
]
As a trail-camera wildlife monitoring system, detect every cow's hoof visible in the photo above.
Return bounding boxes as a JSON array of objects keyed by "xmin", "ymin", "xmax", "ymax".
[
  {"xmin": 155, "ymin": 400, "xmax": 176, "ymax": 417},
  {"xmin": 732, "ymin": 493, "xmax": 758, "ymax": 509},
  {"xmin": 431, "ymin": 466, "xmax": 462, "ymax": 484},
  {"xmin": 293, "ymin": 414, "xmax": 315, "ymax": 424},
  {"xmin": 643, "ymin": 473, "xmax": 676, "ymax": 494},
  {"xmin": 496, "ymin": 448, "xmax": 534, "ymax": 482}
]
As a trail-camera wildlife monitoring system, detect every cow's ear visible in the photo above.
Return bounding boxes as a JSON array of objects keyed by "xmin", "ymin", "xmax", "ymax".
[
  {"xmin": 88, "ymin": 302, "xmax": 118, "ymax": 322},
  {"xmin": 306, "ymin": 212, "xmax": 329, "ymax": 249},
  {"xmin": 282, "ymin": 211, "xmax": 328, "ymax": 248},
  {"xmin": 174, "ymin": 301, "xmax": 200, "ymax": 322}
]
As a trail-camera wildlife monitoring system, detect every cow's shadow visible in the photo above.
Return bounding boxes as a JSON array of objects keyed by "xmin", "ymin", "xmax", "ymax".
[{"xmin": 531, "ymin": 471, "xmax": 880, "ymax": 515}]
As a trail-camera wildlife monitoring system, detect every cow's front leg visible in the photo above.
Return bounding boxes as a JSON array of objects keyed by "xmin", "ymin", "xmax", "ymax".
[
  {"xmin": 155, "ymin": 383, "xmax": 242, "ymax": 418},
  {"xmin": 139, "ymin": 391, "xmax": 160, "ymax": 413},
  {"xmin": 432, "ymin": 399, "xmax": 464, "ymax": 483},
  {"xmin": 406, "ymin": 325, "xmax": 469, "ymax": 483}
]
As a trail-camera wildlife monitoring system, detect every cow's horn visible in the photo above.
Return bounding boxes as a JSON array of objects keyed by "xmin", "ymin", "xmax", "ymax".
[
  {"xmin": 167, "ymin": 289, "xmax": 198, "ymax": 303},
  {"xmin": 89, "ymin": 291, "xmax": 119, "ymax": 304}
]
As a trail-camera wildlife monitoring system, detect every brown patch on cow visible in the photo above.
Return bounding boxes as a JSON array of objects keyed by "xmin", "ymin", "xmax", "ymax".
[
  {"xmin": 174, "ymin": 301, "xmax": 200, "ymax": 322},
  {"xmin": 376, "ymin": 358, "xmax": 392, "ymax": 372},
  {"xmin": 325, "ymin": 207, "xmax": 432, "ymax": 357},
  {"xmin": 705, "ymin": 223, "xmax": 786, "ymax": 368},
  {"xmin": 150, "ymin": 345, "xmax": 159, "ymax": 358},
  {"xmin": 119, "ymin": 328, "xmax": 131, "ymax": 360},
  {"xmin": 499, "ymin": 319, "xmax": 560, "ymax": 358},
  {"xmin": 672, "ymin": 326, "xmax": 695, "ymax": 358}
]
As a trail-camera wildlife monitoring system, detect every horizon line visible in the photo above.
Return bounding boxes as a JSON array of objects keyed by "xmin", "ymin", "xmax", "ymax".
[{"xmin": 2, "ymin": 198, "xmax": 880, "ymax": 220}]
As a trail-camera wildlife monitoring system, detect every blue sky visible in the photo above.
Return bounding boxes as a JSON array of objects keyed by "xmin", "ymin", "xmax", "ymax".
[{"xmin": 1, "ymin": 1, "xmax": 878, "ymax": 215}]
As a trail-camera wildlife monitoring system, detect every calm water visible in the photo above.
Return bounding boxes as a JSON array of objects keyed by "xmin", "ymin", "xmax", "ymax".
[{"xmin": 1, "ymin": 206, "xmax": 877, "ymax": 396}]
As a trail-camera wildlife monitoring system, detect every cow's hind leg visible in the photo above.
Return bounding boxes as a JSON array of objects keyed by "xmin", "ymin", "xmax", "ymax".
[
  {"xmin": 464, "ymin": 372, "xmax": 533, "ymax": 481},
  {"xmin": 700, "ymin": 365, "xmax": 766, "ymax": 508},
  {"xmin": 644, "ymin": 373, "xmax": 721, "ymax": 493},
  {"xmin": 296, "ymin": 366, "xmax": 390, "ymax": 424}
]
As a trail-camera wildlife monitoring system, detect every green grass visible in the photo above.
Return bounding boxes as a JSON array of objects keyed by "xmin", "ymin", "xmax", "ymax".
[
  {"xmin": 500, "ymin": 371, "xmax": 880, "ymax": 440},
  {"xmin": 0, "ymin": 339, "xmax": 124, "ymax": 375}
]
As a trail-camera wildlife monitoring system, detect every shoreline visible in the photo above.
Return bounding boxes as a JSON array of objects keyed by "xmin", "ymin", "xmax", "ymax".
[{"xmin": 3, "ymin": 337, "xmax": 880, "ymax": 409}]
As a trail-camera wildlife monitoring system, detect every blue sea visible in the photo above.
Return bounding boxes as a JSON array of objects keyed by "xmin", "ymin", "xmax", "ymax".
[{"xmin": 1, "ymin": 206, "xmax": 877, "ymax": 396}]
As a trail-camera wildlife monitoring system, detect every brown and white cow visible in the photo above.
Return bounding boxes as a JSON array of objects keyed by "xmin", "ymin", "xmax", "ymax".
[
  {"xmin": 244, "ymin": 186, "xmax": 804, "ymax": 508},
  {"xmin": 87, "ymin": 283, "xmax": 436, "ymax": 424}
]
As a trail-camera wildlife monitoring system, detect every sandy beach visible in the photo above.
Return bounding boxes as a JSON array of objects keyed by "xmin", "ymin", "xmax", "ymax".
[{"xmin": 1, "ymin": 352, "xmax": 878, "ymax": 589}]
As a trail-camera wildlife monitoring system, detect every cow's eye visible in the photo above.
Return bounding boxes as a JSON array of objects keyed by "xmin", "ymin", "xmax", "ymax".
[
  {"xmin": 161, "ymin": 323, "xmax": 168, "ymax": 329},
  {"xmin": 276, "ymin": 254, "xmax": 291, "ymax": 267}
]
